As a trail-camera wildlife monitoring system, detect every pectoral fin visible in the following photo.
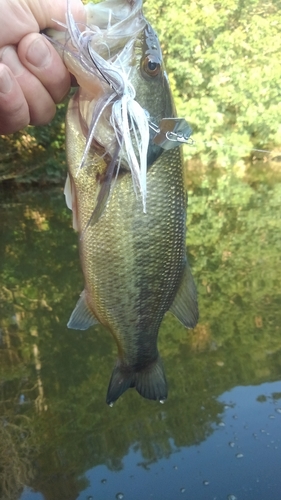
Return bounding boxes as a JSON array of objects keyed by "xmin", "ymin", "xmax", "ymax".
[
  {"xmin": 67, "ymin": 290, "xmax": 99, "ymax": 330},
  {"xmin": 83, "ymin": 142, "xmax": 121, "ymax": 230},
  {"xmin": 64, "ymin": 174, "xmax": 79, "ymax": 231},
  {"xmin": 170, "ymin": 261, "xmax": 199, "ymax": 328}
]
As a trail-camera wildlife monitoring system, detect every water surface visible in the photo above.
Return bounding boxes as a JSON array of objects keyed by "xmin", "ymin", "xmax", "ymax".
[{"xmin": 0, "ymin": 162, "xmax": 281, "ymax": 500}]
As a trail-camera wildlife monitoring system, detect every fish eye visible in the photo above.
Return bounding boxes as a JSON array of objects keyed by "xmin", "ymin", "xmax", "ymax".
[{"xmin": 143, "ymin": 56, "xmax": 161, "ymax": 77}]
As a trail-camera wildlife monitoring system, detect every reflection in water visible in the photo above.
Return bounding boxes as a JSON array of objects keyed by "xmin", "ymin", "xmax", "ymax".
[
  {"xmin": 75, "ymin": 382, "xmax": 281, "ymax": 500},
  {"xmin": 0, "ymin": 163, "xmax": 280, "ymax": 499}
]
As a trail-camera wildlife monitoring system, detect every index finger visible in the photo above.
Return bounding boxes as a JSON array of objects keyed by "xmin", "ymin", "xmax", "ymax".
[
  {"xmin": 0, "ymin": 64, "xmax": 30, "ymax": 134},
  {"xmin": 18, "ymin": 33, "xmax": 71, "ymax": 104}
]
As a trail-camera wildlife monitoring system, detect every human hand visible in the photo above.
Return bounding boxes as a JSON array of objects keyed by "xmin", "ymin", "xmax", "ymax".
[{"xmin": 0, "ymin": 0, "xmax": 85, "ymax": 134}]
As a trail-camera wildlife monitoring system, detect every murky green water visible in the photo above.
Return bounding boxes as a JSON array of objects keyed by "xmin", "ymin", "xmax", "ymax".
[{"xmin": 0, "ymin": 162, "xmax": 281, "ymax": 500}]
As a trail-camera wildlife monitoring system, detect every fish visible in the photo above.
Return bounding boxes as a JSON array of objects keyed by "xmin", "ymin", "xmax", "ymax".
[{"xmin": 51, "ymin": 0, "xmax": 198, "ymax": 405}]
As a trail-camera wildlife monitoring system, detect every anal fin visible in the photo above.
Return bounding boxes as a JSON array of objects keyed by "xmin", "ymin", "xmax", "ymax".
[
  {"xmin": 67, "ymin": 290, "xmax": 99, "ymax": 330},
  {"xmin": 170, "ymin": 260, "xmax": 199, "ymax": 328}
]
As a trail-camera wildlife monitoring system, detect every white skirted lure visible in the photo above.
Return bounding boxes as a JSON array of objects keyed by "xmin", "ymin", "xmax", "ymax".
[{"xmin": 62, "ymin": 0, "xmax": 150, "ymax": 213}]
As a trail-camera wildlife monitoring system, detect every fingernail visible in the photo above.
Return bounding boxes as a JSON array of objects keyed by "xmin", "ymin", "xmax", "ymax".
[
  {"xmin": 0, "ymin": 66, "xmax": 13, "ymax": 94},
  {"xmin": 0, "ymin": 46, "xmax": 24, "ymax": 77},
  {"xmin": 26, "ymin": 37, "xmax": 51, "ymax": 68}
]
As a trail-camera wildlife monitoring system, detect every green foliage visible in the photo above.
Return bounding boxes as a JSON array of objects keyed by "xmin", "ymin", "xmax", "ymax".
[
  {"xmin": 1, "ymin": 0, "xmax": 281, "ymax": 186},
  {"xmin": 0, "ymin": 102, "xmax": 67, "ymax": 185},
  {"xmin": 144, "ymin": 0, "xmax": 281, "ymax": 166}
]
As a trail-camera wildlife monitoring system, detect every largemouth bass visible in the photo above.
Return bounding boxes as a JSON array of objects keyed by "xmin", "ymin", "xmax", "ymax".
[{"xmin": 53, "ymin": 0, "xmax": 198, "ymax": 404}]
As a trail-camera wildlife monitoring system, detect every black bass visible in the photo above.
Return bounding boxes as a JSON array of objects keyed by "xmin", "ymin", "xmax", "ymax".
[{"xmin": 53, "ymin": 0, "xmax": 198, "ymax": 404}]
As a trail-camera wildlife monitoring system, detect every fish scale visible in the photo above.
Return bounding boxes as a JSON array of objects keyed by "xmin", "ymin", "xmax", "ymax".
[
  {"xmin": 56, "ymin": 0, "xmax": 199, "ymax": 404},
  {"xmin": 69, "ymin": 133, "xmax": 186, "ymax": 357}
]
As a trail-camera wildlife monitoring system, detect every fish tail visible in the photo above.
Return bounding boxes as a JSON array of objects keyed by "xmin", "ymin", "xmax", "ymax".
[
  {"xmin": 106, "ymin": 362, "xmax": 136, "ymax": 406},
  {"xmin": 135, "ymin": 356, "xmax": 168, "ymax": 402},
  {"xmin": 106, "ymin": 356, "xmax": 167, "ymax": 405}
]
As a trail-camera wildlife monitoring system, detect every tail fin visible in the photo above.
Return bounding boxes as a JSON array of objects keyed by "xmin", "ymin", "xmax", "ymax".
[
  {"xmin": 106, "ymin": 362, "xmax": 135, "ymax": 406},
  {"xmin": 135, "ymin": 356, "xmax": 168, "ymax": 401},
  {"xmin": 106, "ymin": 357, "xmax": 168, "ymax": 406}
]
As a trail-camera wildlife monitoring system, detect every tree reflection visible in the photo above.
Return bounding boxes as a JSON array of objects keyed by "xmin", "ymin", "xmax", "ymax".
[{"xmin": 0, "ymin": 163, "xmax": 280, "ymax": 498}]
